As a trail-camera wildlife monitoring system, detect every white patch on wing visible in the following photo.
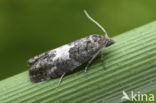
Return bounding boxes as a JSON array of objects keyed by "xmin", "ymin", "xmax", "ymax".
[
  {"xmin": 89, "ymin": 35, "xmax": 94, "ymax": 42},
  {"xmin": 53, "ymin": 44, "xmax": 74, "ymax": 61},
  {"xmin": 48, "ymin": 66, "xmax": 57, "ymax": 75}
]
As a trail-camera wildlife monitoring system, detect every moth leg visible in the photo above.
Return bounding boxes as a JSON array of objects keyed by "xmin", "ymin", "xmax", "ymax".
[
  {"xmin": 85, "ymin": 48, "xmax": 103, "ymax": 73},
  {"xmin": 101, "ymin": 51, "xmax": 106, "ymax": 69},
  {"xmin": 58, "ymin": 73, "xmax": 66, "ymax": 85}
]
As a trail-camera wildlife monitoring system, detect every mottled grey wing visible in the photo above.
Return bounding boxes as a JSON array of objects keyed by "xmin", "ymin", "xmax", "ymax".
[{"xmin": 28, "ymin": 51, "xmax": 57, "ymax": 83}]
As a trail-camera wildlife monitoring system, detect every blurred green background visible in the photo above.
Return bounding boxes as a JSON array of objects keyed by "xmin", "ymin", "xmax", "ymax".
[{"xmin": 0, "ymin": 0, "xmax": 156, "ymax": 80}]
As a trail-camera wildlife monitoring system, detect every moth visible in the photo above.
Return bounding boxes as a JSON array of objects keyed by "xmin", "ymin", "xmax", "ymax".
[{"xmin": 28, "ymin": 10, "xmax": 115, "ymax": 84}]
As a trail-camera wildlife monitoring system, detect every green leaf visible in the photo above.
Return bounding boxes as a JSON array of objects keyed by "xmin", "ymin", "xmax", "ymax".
[{"xmin": 0, "ymin": 21, "xmax": 156, "ymax": 103}]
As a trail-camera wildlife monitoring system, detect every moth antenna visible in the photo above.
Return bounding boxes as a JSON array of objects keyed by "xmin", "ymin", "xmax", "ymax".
[{"xmin": 84, "ymin": 10, "xmax": 108, "ymax": 36}]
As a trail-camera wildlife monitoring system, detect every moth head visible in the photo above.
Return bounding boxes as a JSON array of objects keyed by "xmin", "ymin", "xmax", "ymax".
[
  {"xmin": 84, "ymin": 10, "xmax": 115, "ymax": 47},
  {"xmin": 104, "ymin": 34, "xmax": 115, "ymax": 47}
]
